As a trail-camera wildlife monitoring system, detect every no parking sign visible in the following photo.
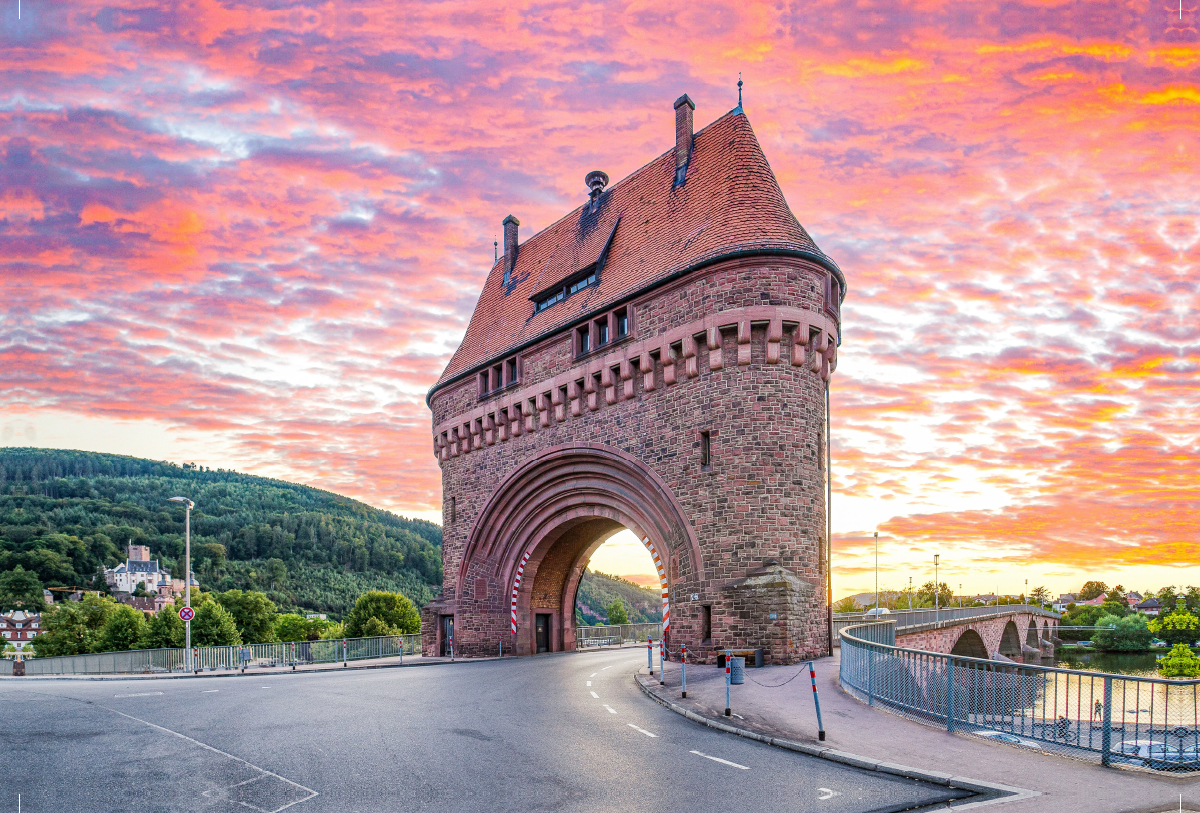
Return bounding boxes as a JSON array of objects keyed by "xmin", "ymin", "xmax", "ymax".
[{"xmin": 179, "ymin": 606, "xmax": 195, "ymax": 622}]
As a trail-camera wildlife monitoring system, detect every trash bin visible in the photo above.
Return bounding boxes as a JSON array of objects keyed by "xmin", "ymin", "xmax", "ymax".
[
  {"xmin": 730, "ymin": 657, "xmax": 745, "ymax": 684},
  {"xmin": 753, "ymin": 648, "xmax": 764, "ymax": 668}
]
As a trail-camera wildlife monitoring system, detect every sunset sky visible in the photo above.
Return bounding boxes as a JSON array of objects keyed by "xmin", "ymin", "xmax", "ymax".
[{"xmin": 2, "ymin": 1, "xmax": 1196, "ymax": 599}]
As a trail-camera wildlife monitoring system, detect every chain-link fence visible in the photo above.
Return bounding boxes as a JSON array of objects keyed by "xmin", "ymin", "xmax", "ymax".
[
  {"xmin": 1, "ymin": 634, "xmax": 422, "ymax": 677},
  {"xmin": 839, "ymin": 622, "xmax": 1200, "ymax": 773},
  {"xmin": 575, "ymin": 623, "xmax": 663, "ymax": 650}
]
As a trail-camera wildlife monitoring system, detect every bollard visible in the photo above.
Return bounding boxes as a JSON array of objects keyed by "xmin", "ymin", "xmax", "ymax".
[
  {"xmin": 193, "ymin": 646, "xmax": 199, "ymax": 675},
  {"xmin": 499, "ymin": 640, "xmax": 503, "ymax": 658},
  {"xmin": 681, "ymin": 644, "xmax": 687, "ymax": 698},
  {"xmin": 807, "ymin": 661, "xmax": 825, "ymax": 741},
  {"xmin": 725, "ymin": 649, "xmax": 732, "ymax": 716},
  {"xmin": 343, "ymin": 638, "xmax": 347, "ymax": 667},
  {"xmin": 659, "ymin": 638, "xmax": 665, "ymax": 685},
  {"xmin": 449, "ymin": 633, "xmax": 454, "ymax": 662},
  {"xmin": 647, "ymin": 637, "xmax": 653, "ymax": 677},
  {"xmin": 291, "ymin": 641, "xmax": 296, "ymax": 671}
]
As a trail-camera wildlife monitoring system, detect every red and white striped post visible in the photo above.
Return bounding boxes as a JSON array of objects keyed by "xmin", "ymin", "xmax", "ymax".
[
  {"xmin": 724, "ymin": 649, "xmax": 732, "ymax": 716},
  {"xmin": 681, "ymin": 644, "xmax": 687, "ymax": 698},
  {"xmin": 659, "ymin": 638, "xmax": 665, "ymax": 685},
  {"xmin": 647, "ymin": 636, "xmax": 653, "ymax": 676},
  {"xmin": 342, "ymin": 638, "xmax": 347, "ymax": 667},
  {"xmin": 510, "ymin": 549, "xmax": 531, "ymax": 634},
  {"xmin": 192, "ymin": 646, "xmax": 199, "ymax": 675},
  {"xmin": 291, "ymin": 641, "xmax": 296, "ymax": 671}
]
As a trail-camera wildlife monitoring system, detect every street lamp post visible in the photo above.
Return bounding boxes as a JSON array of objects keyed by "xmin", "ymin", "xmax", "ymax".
[
  {"xmin": 168, "ymin": 497, "xmax": 194, "ymax": 670},
  {"xmin": 874, "ymin": 531, "xmax": 879, "ymax": 614},
  {"xmin": 934, "ymin": 554, "xmax": 940, "ymax": 624},
  {"xmin": 959, "ymin": 584, "xmax": 963, "ymax": 609},
  {"xmin": 908, "ymin": 576, "xmax": 913, "ymax": 610}
]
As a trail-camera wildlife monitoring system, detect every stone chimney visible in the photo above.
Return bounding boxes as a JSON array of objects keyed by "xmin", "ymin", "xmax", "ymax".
[
  {"xmin": 502, "ymin": 214, "xmax": 520, "ymax": 285},
  {"xmin": 673, "ymin": 94, "xmax": 694, "ymax": 184}
]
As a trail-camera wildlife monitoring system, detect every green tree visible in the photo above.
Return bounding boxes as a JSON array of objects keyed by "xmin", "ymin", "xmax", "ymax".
[
  {"xmin": 605, "ymin": 598, "xmax": 629, "ymax": 625},
  {"xmin": 1105, "ymin": 585, "xmax": 1127, "ymax": 605},
  {"xmin": 33, "ymin": 594, "xmax": 118, "ymax": 655},
  {"xmin": 274, "ymin": 613, "xmax": 324, "ymax": 642},
  {"xmin": 1077, "ymin": 581, "xmax": 1108, "ymax": 601},
  {"xmin": 1029, "ymin": 586, "xmax": 1051, "ymax": 607},
  {"xmin": 1091, "ymin": 613, "xmax": 1151, "ymax": 651},
  {"xmin": 343, "ymin": 591, "xmax": 420, "ymax": 637},
  {"xmin": 191, "ymin": 601, "xmax": 241, "ymax": 646},
  {"xmin": 144, "ymin": 604, "xmax": 185, "ymax": 649},
  {"xmin": 96, "ymin": 604, "xmax": 147, "ymax": 652},
  {"xmin": 265, "ymin": 558, "xmax": 288, "ymax": 590},
  {"xmin": 319, "ymin": 622, "xmax": 345, "ymax": 640},
  {"xmin": 215, "ymin": 590, "xmax": 278, "ymax": 643},
  {"xmin": 1149, "ymin": 606, "xmax": 1200, "ymax": 647},
  {"xmin": 359, "ymin": 616, "xmax": 394, "ymax": 637},
  {"xmin": 1158, "ymin": 644, "xmax": 1200, "ymax": 679},
  {"xmin": 832, "ymin": 596, "xmax": 860, "ymax": 613},
  {"xmin": 0, "ymin": 566, "xmax": 47, "ymax": 612}
]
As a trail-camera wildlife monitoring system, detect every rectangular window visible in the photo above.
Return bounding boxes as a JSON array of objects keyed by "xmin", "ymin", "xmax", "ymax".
[
  {"xmin": 702, "ymin": 605, "xmax": 712, "ymax": 641},
  {"xmin": 449, "ymin": 497, "xmax": 456, "ymax": 524},
  {"xmin": 577, "ymin": 325, "xmax": 591, "ymax": 355},
  {"xmin": 615, "ymin": 307, "xmax": 628, "ymax": 338},
  {"xmin": 535, "ymin": 288, "xmax": 564, "ymax": 312},
  {"xmin": 596, "ymin": 320, "xmax": 609, "ymax": 346},
  {"xmin": 491, "ymin": 365, "xmax": 502, "ymax": 391},
  {"xmin": 700, "ymin": 430, "xmax": 711, "ymax": 469},
  {"xmin": 505, "ymin": 358, "xmax": 517, "ymax": 386},
  {"xmin": 568, "ymin": 271, "xmax": 597, "ymax": 296}
]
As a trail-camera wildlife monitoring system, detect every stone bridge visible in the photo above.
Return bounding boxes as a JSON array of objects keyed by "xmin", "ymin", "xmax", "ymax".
[{"xmin": 891, "ymin": 608, "xmax": 1061, "ymax": 664}]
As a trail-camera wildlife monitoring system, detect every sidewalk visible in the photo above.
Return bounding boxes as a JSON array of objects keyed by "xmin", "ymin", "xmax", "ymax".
[
  {"xmin": 4, "ymin": 653, "xmax": 494, "ymax": 680},
  {"xmin": 637, "ymin": 651, "xmax": 1200, "ymax": 813}
]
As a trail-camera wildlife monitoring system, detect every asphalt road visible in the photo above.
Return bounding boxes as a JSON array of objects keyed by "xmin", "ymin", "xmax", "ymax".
[{"xmin": 1, "ymin": 648, "xmax": 974, "ymax": 813}]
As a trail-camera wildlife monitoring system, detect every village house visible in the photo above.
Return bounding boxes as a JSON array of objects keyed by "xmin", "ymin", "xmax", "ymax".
[{"xmin": 1, "ymin": 610, "xmax": 41, "ymax": 652}]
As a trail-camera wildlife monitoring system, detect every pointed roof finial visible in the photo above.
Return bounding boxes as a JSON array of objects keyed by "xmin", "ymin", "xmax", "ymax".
[
  {"xmin": 494, "ymin": 236, "xmax": 498, "ymax": 262},
  {"xmin": 738, "ymin": 72, "xmax": 743, "ymax": 109}
]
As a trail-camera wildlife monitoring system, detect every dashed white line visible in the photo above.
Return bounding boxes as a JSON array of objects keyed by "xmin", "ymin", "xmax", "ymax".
[
  {"xmin": 690, "ymin": 750, "xmax": 749, "ymax": 770},
  {"xmin": 603, "ymin": 705, "xmax": 617, "ymax": 714},
  {"xmin": 627, "ymin": 724, "xmax": 657, "ymax": 737},
  {"xmin": 114, "ymin": 692, "xmax": 163, "ymax": 698},
  {"xmin": 201, "ymin": 690, "xmax": 219, "ymax": 693},
  {"xmin": 589, "ymin": 672, "xmax": 597, "ymax": 678},
  {"xmin": 586, "ymin": 681, "xmax": 592, "ymax": 686},
  {"xmin": 590, "ymin": 691, "xmax": 599, "ymax": 698},
  {"xmin": 601, "ymin": 665, "xmax": 614, "ymax": 670}
]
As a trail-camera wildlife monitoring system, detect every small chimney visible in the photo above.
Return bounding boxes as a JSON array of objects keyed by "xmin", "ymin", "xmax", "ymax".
[
  {"xmin": 502, "ymin": 214, "xmax": 520, "ymax": 285},
  {"xmin": 673, "ymin": 94, "xmax": 694, "ymax": 184},
  {"xmin": 585, "ymin": 170, "xmax": 609, "ymax": 212}
]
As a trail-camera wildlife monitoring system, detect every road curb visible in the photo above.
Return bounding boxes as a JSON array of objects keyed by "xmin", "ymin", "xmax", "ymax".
[
  {"xmin": 634, "ymin": 673, "xmax": 1040, "ymax": 810},
  {"xmin": 2, "ymin": 656, "xmax": 501, "ymax": 682}
]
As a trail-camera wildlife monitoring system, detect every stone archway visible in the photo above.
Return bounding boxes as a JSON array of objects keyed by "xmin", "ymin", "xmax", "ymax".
[
  {"xmin": 1026, "ymin": 618, "xmax": 1039, "ymax": 648},
  {"xmin": 998, "ymin": 620, "xmax": 1022, "ymax": 658},
  {"xmin": 950, "ymin": 628, "xmax": 989, "ymax": 659},
  {"xmin": 453, "ymin": 444, "xmax": 701, "ymax": 657}
]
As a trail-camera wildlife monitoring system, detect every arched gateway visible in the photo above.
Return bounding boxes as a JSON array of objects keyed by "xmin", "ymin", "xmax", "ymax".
[{"xmin": 422, "ymin": 93, "xmax": 847, "ymax": 664}]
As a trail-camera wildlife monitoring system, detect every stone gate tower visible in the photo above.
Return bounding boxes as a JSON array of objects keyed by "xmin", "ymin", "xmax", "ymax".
[{"xmin": 422, "ymin": 94, "xmax": 845, "ymax": 663}]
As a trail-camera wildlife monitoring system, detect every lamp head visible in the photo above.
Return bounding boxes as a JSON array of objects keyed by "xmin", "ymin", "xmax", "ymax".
[{"xmin": 168, "ymin": 496, "xmax": 194, "ymax": 509}]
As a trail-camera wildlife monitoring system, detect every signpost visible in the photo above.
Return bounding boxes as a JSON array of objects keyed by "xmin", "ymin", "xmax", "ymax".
[{"xmin": 178, "ymin": 607, "xmax": 195, "ymax": 622}]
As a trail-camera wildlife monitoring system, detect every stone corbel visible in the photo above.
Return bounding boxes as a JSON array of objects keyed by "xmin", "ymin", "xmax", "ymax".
[
  {"xmin": 584, "ymin": 373, "xmax": 599, "ymax": 411},
  {"xmin": 791, "ymin": 325, "xmax": 809, "ymax": 366},
  {"xmin": 601, "ymin": 366, "xmax": 617, "ymax": 405},
  {"xmin": 525, "ymin": 398, "xmax": 538, "ymax": 432},
  {"xmin": 568, "ymin": 380, "xmax": 582, "ymax": 417},
  {"xmin": 470, "ymin": 419, "xmax": 480, "ymax": 450},
  {"xmin": 508, "ymin": 403, "xmax": 522, "ymax": 437},
  {"xmin": 766, "ymin": 318, "xmax": 782, "ymax": 364},
  {"xmin": 448, "ymin": 427, "xmax": 459, "ymax": 458},
  {"xmin": 461, "ymin": 422, "xmax": 472, "ymax": 454},
  {"xmin": 661, "ymin": 341, "xmax": 677, "ymax": 386},
  {"xmin": 537, "ymin": 393, "xmax": 550, "ymax": 427},
  {"xmin": 497, "ymin": 410, "xmax": 509, "ymax": 442},
  {"xmin": 437, "ymin": 433, "xmax": 447, "ymax": 461},
  {"xmin": 706, "ymin": 325, "xmax": 724, "ymax": 370},
  {"xmin": 620, "ymin": 359, "xmax": 634, "ymax": 400},
  {"xmin": 640, "ymin": 351, "xmax": 656, "ymax": 392},
  {"xmin": 484, "ymin": 414, "xmax": 496, "ymax": 446},
  {"xmin": 683, "ymin": 334, "xmax": 699, "ymax": 379},
  {"xmin": 737, "ymin": 321, "xmax": 752, "ymax": 365}
]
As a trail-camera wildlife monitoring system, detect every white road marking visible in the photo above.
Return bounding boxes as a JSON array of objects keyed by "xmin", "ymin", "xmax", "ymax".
[
  {"xmin": 731, "ymin": 713, "xmax": 744, "ymax": 719},
  {"xmin": 601, "ymin": 665, "xmax": 614, "ymax": 670},
  {"xmin": 690, "ymin": 750, "xmax": 749, "ymax": 770},
  {"xmin": 590, "ymin": 691, "xmax": 599, "ymax": 698},
  {"xmin": 262, "ymin": 686, "xmax": 271, "ymax": 689},
  {"xmin": 201, "ymin": 690, "xmax": 219, "ymax": 693},
  {"xmin": 101, "ymin": 706, "xmax": 318, "ymax": 810},
  {"xmin": 603, "ymin": 705, "xmax": 617, "ymax": 714},
  {"xmin": 114, "ymin": 692, "xmax": 162, "ymax": 698},
  {"xmin": 627, "ymin": 724, "xmax": 657, "ymax": 737},
  {"xmin": 589, "ymin": 673, "xmax": 597, "ymax": 678},
  {"xmin": 586, "ymin": 681, "xmax": 592, "ymax": 686},
  {"xmin": 818, "ymin": 788, "xmax": 841, "ymax": 800}
]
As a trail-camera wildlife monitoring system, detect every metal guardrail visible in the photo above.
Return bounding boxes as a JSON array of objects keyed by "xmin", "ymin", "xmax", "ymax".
[
  {"xmin": 0, "ymin": 634, "xmax": 422, "ymax": 677},
  {"xmin": 833, "ymin": 605, "xmax": 1058, "ymax": 645},
  {"xmin": 839, "ymin": 622, "xmax": 1200, "ymax": 773},
  {"xmin": 575, "ymin": 623, "xmax": 663, "ymax": 650}
]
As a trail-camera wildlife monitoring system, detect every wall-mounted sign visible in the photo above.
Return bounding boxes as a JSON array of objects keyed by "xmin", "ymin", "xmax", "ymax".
[
  {"xmin": 690, "ymin": 593, "xmax": 699, "ymax": 601},
  {"xmin": 769, "ymin": 613, "xmax": 778, "ymax": 620}
]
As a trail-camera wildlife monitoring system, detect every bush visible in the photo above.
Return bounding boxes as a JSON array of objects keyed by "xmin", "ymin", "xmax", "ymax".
[
  {"xmin": 191, "ymin": 601, "xmax": 241, "ymax": 646},
  {"xmin": 97, "ymin": 604, "xmax": 147, "ymax": 652},
  {"xmin": 343, "ymin": 591, "xmax": 420, "ymax": 638},
  {"xmin": 1092, "ymin": 613, "xmax": 1151, "ymax": 651},
  {"xmin": 1149, "ymin": 608, "xmax": 1200, "ymax": 647},
  {"xmin": 1158, "ymin": 644, "xmax": 1200, "ymax": 679},
  {"xmin": 274, "ymin": 613, "xmax": 325, "ymax": 642}
]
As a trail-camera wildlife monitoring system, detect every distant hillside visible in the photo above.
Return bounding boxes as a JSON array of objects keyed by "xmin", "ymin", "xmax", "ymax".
[
  {"xmin": 576, "ymin": 569, "xmax": 662, "ymax": 625},
  {"xmin": 0, "ymin": 448, "xmax": 441, "ymax": 619}
]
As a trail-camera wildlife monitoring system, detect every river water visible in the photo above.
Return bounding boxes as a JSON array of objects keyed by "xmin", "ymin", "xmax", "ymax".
[{"xmin": 1056, "ymin": 650, "xmax": 1161, "ymax": 678}]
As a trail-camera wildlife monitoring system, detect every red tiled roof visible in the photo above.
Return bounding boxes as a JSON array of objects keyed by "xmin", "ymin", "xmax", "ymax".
[{"xmin": 431, "ymin": 107, "xmax": 839, "ymax": 398}]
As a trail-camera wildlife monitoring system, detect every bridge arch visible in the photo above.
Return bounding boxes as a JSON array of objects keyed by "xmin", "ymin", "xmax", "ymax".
[
  {"xmin": 456, "ymin": 443, "xmax": 702, "ymax": 656},
  {"xmin": 1026, "ymin": 618, "xmax": 1039, "ymax": 648},
  {"xmin": 950, "ymin": 628, "xmax": 988, "ymax": 659},
  {"xmin": 998, "ymin": 620, "xmax": 1022, "ymax": 658}
]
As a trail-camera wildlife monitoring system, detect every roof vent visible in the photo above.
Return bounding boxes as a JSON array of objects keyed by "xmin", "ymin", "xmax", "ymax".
[{"xmin": 585, "ymin": 170, "xmax": 609, "ymax": 211}]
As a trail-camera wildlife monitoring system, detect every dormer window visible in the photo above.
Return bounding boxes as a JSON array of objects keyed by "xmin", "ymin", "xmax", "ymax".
[
  {"xmin": 535, "ymin": 289, "xmax": 564, "ymax": 312},
  {"xmin": 530, "ymin": 264, "xmax": 598, "ymax": 314},
  {"xmin": 568, "ymin": 270, "xmax": 597, "ymax": 296}
]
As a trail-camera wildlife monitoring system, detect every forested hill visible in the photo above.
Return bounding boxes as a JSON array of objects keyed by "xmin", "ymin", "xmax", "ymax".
[
  {"xmin": 576, "ymin": 569, "xmax": 662, "ymax": 625},
  {"xmin": 0, "ymin": 448, "xmax": 442, "ymax": 618}
]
